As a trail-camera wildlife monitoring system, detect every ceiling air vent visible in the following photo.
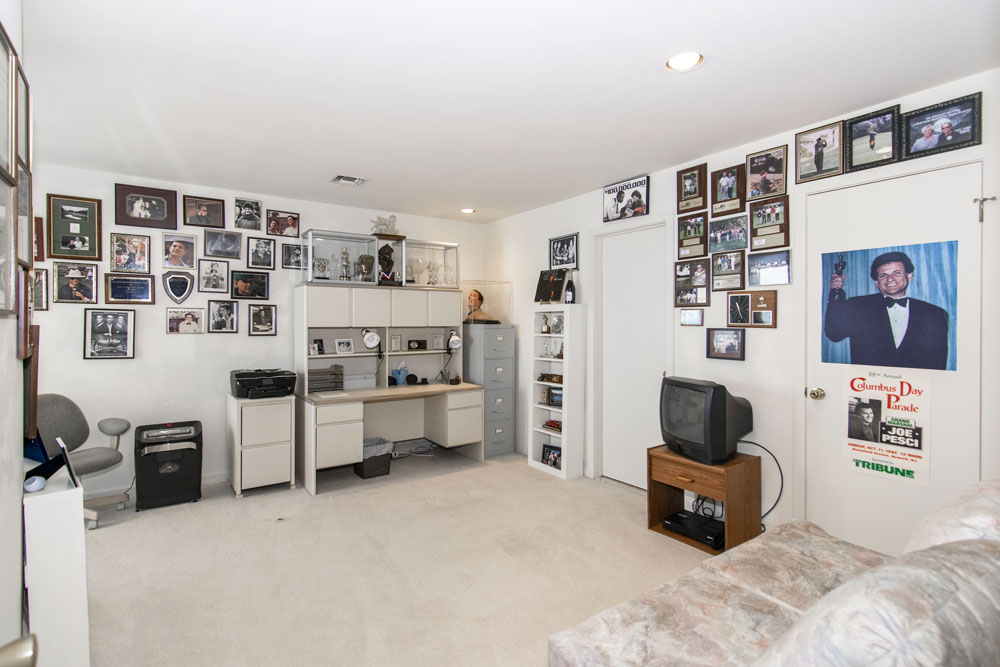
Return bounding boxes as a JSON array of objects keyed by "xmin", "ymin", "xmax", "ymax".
[{"xmin": 330, "ymin": 175, "xmax": 366, "ymax": 187}]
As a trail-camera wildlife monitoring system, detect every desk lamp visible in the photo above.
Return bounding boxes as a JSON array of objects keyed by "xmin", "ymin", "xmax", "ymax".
[
  {"xmin": 361, "ymin": 328, "xmax": 383, "ymax": 359},
  {"xmin": 447, "ymin": 329, "xmax": 462, "ymax": 354}
]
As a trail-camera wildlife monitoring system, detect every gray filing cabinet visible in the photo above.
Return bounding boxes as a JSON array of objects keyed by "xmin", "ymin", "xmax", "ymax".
[{"xmin": 463, "ymin": 323, "xmax": 516, "ymax": 457}]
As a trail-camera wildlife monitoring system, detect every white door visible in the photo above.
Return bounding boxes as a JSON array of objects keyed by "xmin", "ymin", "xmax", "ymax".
[
  {"xmin": 805, "ymin": 162, "xmax": 982, "ymax": 555},
  {"xmin": 599, "ymin": 223, "xmax": 668, "ymax": 488}
]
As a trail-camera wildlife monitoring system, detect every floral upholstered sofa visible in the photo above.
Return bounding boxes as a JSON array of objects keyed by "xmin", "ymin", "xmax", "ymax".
[{"xmin": 549, "ymin": 481, "xmax": 1000, "ymax": 666}]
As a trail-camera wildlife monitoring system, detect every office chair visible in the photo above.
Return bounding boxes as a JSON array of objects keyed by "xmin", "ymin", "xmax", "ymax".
[{"xmin": 36, "ymin": 394, "xmax": 131, "ymax": 530}]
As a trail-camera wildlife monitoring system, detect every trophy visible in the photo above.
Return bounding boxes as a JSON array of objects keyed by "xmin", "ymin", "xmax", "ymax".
[
  {"xmin": 358, "ymin": 254, "xmax": 375, "ymax": 282},
  {"xmin": 541, "ymin": 314, "xmax": 550, "ymax": 334},
  {"xmin": 339, "ymin": 247, "xmax": 352, "ymax": 281}
]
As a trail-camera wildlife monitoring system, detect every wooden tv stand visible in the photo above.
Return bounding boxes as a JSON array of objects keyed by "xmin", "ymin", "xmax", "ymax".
[{"xmin": 647, "ymin": 445, "xmax": 761, "ymax": 554}]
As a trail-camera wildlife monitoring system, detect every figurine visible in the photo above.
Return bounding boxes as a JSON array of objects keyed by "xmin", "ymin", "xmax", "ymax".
[
  {"xmin": 556, "ymin": 342, "xmax": 564, "ymax": 359},
  {"xmin": 370, "ymin": 214, "xmax": 399, "ymax": 236},
  {"xmin": 339, "ymin": 247, "xmax": 351, "ymax": 281},
  {"xmin": 541, "ymin": 315, "xmax": 550, "ymax": 334},
  {"xmin": 313, "ymin": 258, "xmax": 330, "ymax": 280},
  {"xmin": 426, "ymin": 262, "xmax": 438, "ymax": 285},
  {"xmin": 358, "ymin": 254, "xmax": 375, "ymax": 282},
  {"xmin": 542, "ymin": 340, "xmax": 550, "ymax": 357},
  {"xmin": 377, "ymin": 243, "xmax": 401, "ymax": 285}
]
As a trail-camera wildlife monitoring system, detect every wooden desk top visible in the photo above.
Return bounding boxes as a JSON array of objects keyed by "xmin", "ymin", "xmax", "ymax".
[{"xmin": 300, "ymin": 382, "xmax": 482, "ymax": 406}]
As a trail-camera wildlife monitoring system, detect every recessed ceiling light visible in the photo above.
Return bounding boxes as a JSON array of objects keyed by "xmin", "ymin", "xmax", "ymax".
[
  {"xmin": 460, "ymin": 208, "xmax": 476, "ymax": 214},
  {"xmin": 665, "ymin": 51, "xmax": 704, "ymax": 72}
]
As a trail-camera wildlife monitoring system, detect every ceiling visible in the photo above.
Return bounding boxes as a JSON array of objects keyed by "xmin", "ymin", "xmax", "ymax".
[{"xmin": 23, "ymin": 0, "xmax": 1000, "ymax": 223}]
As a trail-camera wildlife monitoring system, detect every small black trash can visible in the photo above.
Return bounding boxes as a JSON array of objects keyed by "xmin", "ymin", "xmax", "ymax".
[
  {"xmin": 135, "ymin": 421, "xmax": 203, "ymax": 510},
  {"xmin": 354, "ymin": 437, "xmax": 392, "ymax": 479}
]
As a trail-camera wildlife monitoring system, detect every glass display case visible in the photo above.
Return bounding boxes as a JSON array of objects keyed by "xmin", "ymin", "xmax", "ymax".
[
  {"xmin": 301, "ymin": 229, "xmax": 377, "ymax": 284},
  {"xmin": 461, "ymin": 280, "xmax": 511, "ymax": 323},
  {"xmin": 404, "ymin": 239, "xmax": 459, "ymax": 288}
]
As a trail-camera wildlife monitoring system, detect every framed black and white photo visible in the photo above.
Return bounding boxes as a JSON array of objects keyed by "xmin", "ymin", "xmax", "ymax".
[
  {"xmin": 335, "ymin": 338, "xmax": 354, "ymax": 354},
  {"xmin": 247, "ymin": 237, "xmax": 275, "ymax": 270},
  {"xmin": 541, "ymin": 444, "xmax": 562, "ymax": 469},
  {"xmin": 282, "ymin": 243, "xmax": 303, "ymax": 269},
  {"xmin": 234, "ymin": 197, "xmax": 262, "ymax": 230},
  {"xmin": 746, "ymin": 145, "xmax": 787, "ymax": 201},
  {"xmin": 47, "ymin": 194, "xmax": 102, "ymax": 261},
  {"xmin": 182, "ymin": 195, "xmax": 225, "ymax": 228},
  {"xmin": 231, "ymin": 270, "xmax": 268, "ymax": 300},
  {"xmin": 204, "ymin": 229, "xmax": 242, "ymax": 259},
  {"xmin": 707, "ymin": 328, "xmax": 745, "ymax": 361},
  {"xmin": 603, "ymin": 175, "xmax": 648, "ymax": 222},
  {"xmin": 109, "ymin": 232, "xmax": 150, "ymax": 274},
  {"xmin": 53, "ymin": 262, "xmax": 98, "ymax": 303},
  {"xmin": 748, "ymin": 249, "xmax": 790, "ymax": 286},
  {"xmin": 708, "ymin": 214, "xmax": 748, "ymax": 254},
  {"xmin": 679, "ymin": 309, "xmax": 704, "ymax": 326},
  {"xmin": 32, "ymin": 267, "xmax": 47, "ymax": 311},
  {"xmin": 266, "ymin": 209, "xmax": 300, "ymax": 237},
  {"xmin": 711, "ymin": 164, "xmax": 746, "ymax": 217},
  {"xmin": 84, "ymin": 308, "xmax": 135, "ymax": 359},
  {"xmin": 249, "ymin": 304, "xmax": 276, "ymax": 336},
  {"xmin": 795, "ymin": 121, "xmax": 843, "ymax": 183},
  {"xmin": 162, "ymin": 232, "xmax": 197, "ymax": 269},
  {"xmin": 902, "ymin": 92, "xmax": 981, "ymax": 160},
  {"xmin": 711, "ymin": 250, "xmax": 745, "ymax": 292},
  {"xmin": 676, "ymin": 163, "xmax": 707, "ymax": 212},
  {"xmin": 845, "ymin": 105, "xmax": 900, "ymax": 172},
  {"xmin": 166, "ymin": 308, "xmax": 204, "ymax": 334},
  {"xmin": 548, "ymin": 232, "xmax": 578, "ymax": 270},
  {"xmin": 115, "ymin": 183, "xmax": 176, "ymax": 230},
  {"xmin": 198, "ymin": 258, "xmax": 228, "ymax": 293},
  {"xmin": 207, "ymin": 299, "xmax": 237, "ymax": 333},
  {"xmin": 105, "ymin": 274, "xmax": 154, "ymax": 305}
]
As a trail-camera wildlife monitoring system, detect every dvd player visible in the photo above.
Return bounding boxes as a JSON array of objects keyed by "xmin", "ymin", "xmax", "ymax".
[{"xmin": 661, "ymin": 510, "xmax": 725, "ymax": 551}]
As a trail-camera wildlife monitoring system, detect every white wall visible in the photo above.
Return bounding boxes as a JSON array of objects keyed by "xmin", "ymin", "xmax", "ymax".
[
  {"xmin": 31, "ymin": 163, "xmax": 487, "ymax": 496},
  {"xmin": 487, "ymin": 67, "xmax": 1000, "ymax": 527}
]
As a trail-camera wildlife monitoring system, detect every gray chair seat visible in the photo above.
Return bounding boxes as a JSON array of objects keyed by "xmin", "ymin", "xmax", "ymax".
[{"xmin": 69, "ymin": 447, "xmax": 124, "ymax": 476}]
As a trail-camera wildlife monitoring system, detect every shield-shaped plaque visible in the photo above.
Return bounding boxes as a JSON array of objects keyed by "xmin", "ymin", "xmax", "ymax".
[{"xmin": 162, "ymin": 271, "xmax": 194, "ymax": 304}]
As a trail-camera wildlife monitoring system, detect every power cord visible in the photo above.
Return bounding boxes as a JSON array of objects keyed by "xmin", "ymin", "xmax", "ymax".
[
  {"xmin": 738, "ymin": 439, "xmax": 783, "ymax": 533},
  {"xmin": 693, "ymin": 495, "xmax": 724, "ymax": 520}
]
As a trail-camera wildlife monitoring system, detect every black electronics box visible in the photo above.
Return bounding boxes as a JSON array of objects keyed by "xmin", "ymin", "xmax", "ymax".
[
  {"xmin": 662, "ymin": 510, "xmax": 725, "ymax": 551},
  {"xmin": 230, "ymin": 368, "xmax": 296, "ymax": 399},
  {"xmin": 135, "ymin": 421, "xmax": 203, "ymax": 511},
  {"xmin": 407, "ymin": 339, "xmax": 427, "ymax": 350}
]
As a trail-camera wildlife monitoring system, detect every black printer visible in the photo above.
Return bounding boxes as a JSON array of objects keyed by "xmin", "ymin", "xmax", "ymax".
[{"xmin": 230, "ymin": 368, "xmax": 296, "ymax": 399}]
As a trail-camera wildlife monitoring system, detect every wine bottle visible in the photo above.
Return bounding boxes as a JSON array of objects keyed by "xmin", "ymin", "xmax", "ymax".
[{"xmin": 564, "ymin": 279, "xmax": 576, "ymax": 304}]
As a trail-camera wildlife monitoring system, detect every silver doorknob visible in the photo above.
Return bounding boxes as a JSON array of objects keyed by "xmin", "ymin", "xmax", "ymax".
[{"xmin": 808, "ymin": 388, "xmax": 826, "ymax": 400}]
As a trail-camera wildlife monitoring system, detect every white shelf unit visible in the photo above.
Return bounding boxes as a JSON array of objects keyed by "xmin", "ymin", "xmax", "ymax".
[{"xmin": 527, "ymin": 304, "xmax": 584, "ymax": 479}]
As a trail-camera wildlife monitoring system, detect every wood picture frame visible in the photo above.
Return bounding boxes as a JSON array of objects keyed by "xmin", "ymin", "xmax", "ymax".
[
  {"xmin": 105, "ymin": 274, "xmax": 155, "ymax": 305},
  {"xmin": 676, "ymin": 163, "xmax": 708, "ymax": 212},
  {"xmin": 746, "ymin": 145, "xmax": 787, "ymax": 201},
  {"xmin": 707, "ymin": 328, "xmax": 745, "ymax": 361},
  {"xmin": 674, "ymin": 258, "xmax": 710, "ymax": 308},
  {"xmin": 711, "ymin": 249, "xmax": 745, "ymax": 292},
  {"xmin": 711, "ymin": 163, "xmax": 746, "ymax": 217},
  {"xmin": 727, "ymin": 290, "xmax": 777, "ymax": 328},
  {"xmin": 748, "ymin": 249, "xmax": 790, "ymax": 286},
  {"xmin": 845, "ymin": 105, "xmax": 900, "ymax": 172},
  {"xmin": 182, "ymin": 195, "xmax": 225, "ymax": 228},
  {"xmin": 32, "ymin": 215, "xmax": 43, "ymax": 261},
  {"xmin": 83, "ymin": 308, "xmax": 135, "ymax": 359},
  {"xmin": 748, "ymin": 195, "xmax": 790, "ymax": 252},
  {"xmin": 603, "ymin": 175, "xmax": 649, "ymax": 222},
  {"xmin": 677, "ymin": 212, "xmax": 708, "ymax": 260},
  {"xmin": 902, "ymin": 91, "xmax": 982, "ymax": 160},
  {"xmin": 115, "ymin": 183, "xmax": 177, "ymax": 230},
  {"xmin": 47, "ymin": 193, "xmax": 102, "ymax": 261},
  {"xmin": 795, "ymin": 121, "xmax": 844, "ymax": 183},
  {"xmin": 249, "ymin": 304, "xmax": 276, "ymax": 336}
]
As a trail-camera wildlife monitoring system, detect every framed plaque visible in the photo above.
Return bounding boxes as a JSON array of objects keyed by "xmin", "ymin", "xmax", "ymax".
[
  {"xmin": 746, "ymin": 145, "xmax": 787, "ymax": 202},
  {"xmin": 677, "ymin": 212, "xmax": 707, "ymax": 259},
  {"xmin": 748, "ymin": 195, "xmax": 789, "ymax": 252},
  {"xmin": 711, "ymin": 164, "xmax": 745, "ymax": 217},
  {"xmin": 676, "ymin": 163, "xmax": 707, "ymax": 212},
  {"xmin": 674, "ymin": 258, "xmax": 710, "ymax": 308},
  {"xmin": 711, "ymin": 250, "xmax": 745, "ymax": 292},
  {"xmin": 726, "ymin": 290, "xmax": 777, "ymax": 328}
]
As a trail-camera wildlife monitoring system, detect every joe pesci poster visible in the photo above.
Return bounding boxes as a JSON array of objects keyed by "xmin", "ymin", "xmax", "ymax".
[{"xmin": 844, "ymin": 368, "xmax": 931, "ymax": 486}]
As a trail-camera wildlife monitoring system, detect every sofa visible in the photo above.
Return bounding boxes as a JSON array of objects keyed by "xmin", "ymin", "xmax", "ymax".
[{"xmin": 549, "ymin": 481, "xmax": 1000, "ymax": 666}]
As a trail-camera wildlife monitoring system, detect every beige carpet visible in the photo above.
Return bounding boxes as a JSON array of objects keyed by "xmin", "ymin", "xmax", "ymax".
[{"xmin": 85, "ymin": 451, "xmax": 707, "ymax": 666}]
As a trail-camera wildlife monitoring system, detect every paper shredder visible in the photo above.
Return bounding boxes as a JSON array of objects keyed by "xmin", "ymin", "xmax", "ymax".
[{"xmin": 135, "ymin": 421, "xmax": 203, "ymax": 510}]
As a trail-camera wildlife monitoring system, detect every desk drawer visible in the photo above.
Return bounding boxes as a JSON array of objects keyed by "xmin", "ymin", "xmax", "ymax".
[
  {"xmin": 316, "ymin": 402, "xmax": 363, "ymax": 425},
  {"xmin": 445, "ymin": 406, "xmax": 483, "ymax": 447},
  {"xmin": 650, "ymin": 456, "xmax": 725, "ymax": 499},
  {"xmin": 242, "ymin": 443, "xmax": 290, "ymax": 489},
  {"xmin": 484, "ymin": 419, "xmax": 514, "ymax": 457},
  {"xmin": 448, "ymin": 391, "xmax": 483, "ymax": 410},
  {"xmin": 317, "ymin": 421, "xmax": 363, "ymax": 468},
  {"xmin": 484, "ymin": 389, "xmax": 513, "ymax": 421}
]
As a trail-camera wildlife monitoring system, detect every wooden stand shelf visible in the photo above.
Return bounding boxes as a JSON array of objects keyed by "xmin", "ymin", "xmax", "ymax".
[{"xmin": 647, "ymin": 445, "xmax": 761, "ymax": 554}]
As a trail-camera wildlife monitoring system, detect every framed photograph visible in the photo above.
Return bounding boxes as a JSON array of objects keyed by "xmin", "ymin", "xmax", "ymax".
[
  {"xmin": 727, "ymin": 290, "xmax": 777, "ymax": 328},
  {"xmin": 711, "ymin": 164, "xmax": 745, "ymax": 217},
  {"xmin": 115, "ymin": 183, "xmax": 176, "ymax": 230},
  {"xmin": 679, "ymin": 309, "xmax": 704, "ymax": 326},
  {"xmin": 711, "ymin": 250, "xmax": 745, "ymax": 292},
  {"xmin": 15, "ymin": 62, "xmax": 28, "ymax": 169},
  {"xmin": 674, "ymin": 259, "xmax": 710, "ymax": 308},
  {"xmin": 84, "ymin": 308, "xmax": 135, "ymax": 359},
  {"xmin": 549, "ymin": 232, "xmax": 578, "ymax": 270},
  {"xmin": 16, "ymin": 268, "xmax": 29, "ymax": 359},
  {"xmin": 182, "ymin": 195, "xmax": 225, "ymax": 228},
  {"xmin": 16, "ymin": 162, "xmax": 29, "ymax": 266},
  {"xmin": 31, "ymin": 267, "xmax": 47, "ymax": 311},
  {"xmin": 231, "ymin": 270, "xmax": 268, "ymax": 300},
  {"xmin": 902, "ymin": 92, "xmax": 982, "ymax": 160},
  {"xmin": 166, "ymin": 308, "xmax": 204, "ymax": 334},
  {"xmin": 53, "ymin": 262, "xmax": 98, "ymax": 303},
  {"xmin": 541, "ymin": 444, "xmax": 562, "ymax": 469},
  {"xmin": 746, "ymin": 145, "xmax": 787, "ymax": 201},
  {"xmin": 47, "ymin": 194, "xmax": 102, "ymax": 261},
  {"xmin": 676, "ymin": 163, "xmax": 708, "ymax": 212},
  {"xmin": 390, "ymin": 334, "xmax": 401, "ymax": 352},
  {"xmin": 234, "ymin": 197, "xmax": 262, "ymax": 230},
  {"xmin": 796, "ymin": 121, "xmax": 844, "ymax": 183},
  {"xmin": 248, "ymin": 237, "xmax": 275, "ymax": 270},
  {"xmin": 109, "ymin": 232, "xmax": 150, "ymax": 274},
  {"xmin": 312, "ymin": 338, "xmax": 325, "ymax": 354},
  {"xmin": 207, "ymin": 299, "xmax": 237, "ymax": 333},
  {"xmin": 677, "ymin": 212, "xmax": 707, "ymax": 259},
  {"xmin": 308, "ymin": 343, "xmax": 320, "ymax": 355},
  {"xmin": 33, "ymin": 215, "xmax": 43, "ymax": 261},
  {"xmin": 162, "ymin": 232, "xmax": 197, "ymax": 269},
  {"xmin": 603, "ymin": 175, "xmax": 649, "ymax": 222},
  {"xmin": 266, "ymin": 209, "xmax": 300, "ymax": 237},
  {"xmin": 335, "ymin": 338, "xmax": 354, "ymax": 354},
  {"xmin": 204, "ymin": 229, "xmax": 242, "ymax": 259},
  {"xmin": 748, "ymin": 195, "xmax": 789, "ymax": 252},
  {"xmin": 282, "ymin": 243, "xmax": 303, "ymax": 269},
  {"xmin": 249, "ymin": 304, "xmax": 276, "ymax": 336},
  {"xmin": 198, "ymin": 258, "xmax": 228, "ymax": 292},
  {"xmin": 845, "ymin": 105, "xmax": 900, "ymax": 172},
  {"xmin": 707, "ymin": 328, "xmax": 745, "ymax": 361},
  {"xmin": 0, "ymin": 31, "xmax": 14, "ymax": 185},
  {"xmin": 708, "ymin": 214, "xmax": 748, "ymax": 254},
  {"xmin": 105, "ymin": 274, "xmax": 154, "ymax": 304},
  {"xmin": 748, "ymin": 249, "xmax": 790, "ymax": 286}
]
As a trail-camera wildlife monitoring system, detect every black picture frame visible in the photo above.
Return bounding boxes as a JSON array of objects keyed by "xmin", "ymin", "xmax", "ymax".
[
  {"xmin": 207, "ymin": 299, "xmax": 237, "ymax": 333},
  {"xmin": 114, "ymin": 183, "xmax": 177, "ymax": 230},
  {"xmin": 234, "ymin": 197, "xmax": 262, "ymax": 230},
  {"xmin": 231, "ymin": 270, "xmax": 269, "ymax": 300},
  {"xmin": 182, "ymin": 195, "xmax": 225, "ymax": 229},
  {"xmin": 706, "ymin": 328, "xmax": 745, "ymax": 361},
  {"xmin": 249, "ymin": 304, "xmax": 276, "ymax": 336},
  {"xmin": 845, "ymin": 105, "xmax": 900, "ymax": 172},
  {"xmin": 541, "ymin": 444, "xmax": 562, "ymax": 469},
  {"xmin": 548, "ymin": 232, "xmax": 578, "ymax": 270},
  {"xmin": 902, "ymin": 92, "xmax": 982, "ymax": 160},
  {"xmin": 282, "ymin": 243, "xmax": 303, "ymax": 269},
  {"xmin": 247, "ymin": 237, "xmax": 276, "ymax": 270},
  {"xmin": 83, "ymin": 308, "xmax": 135, "ymax": 359},
  {"xmin": 47, "ymin": 194, "xmax": 102, "ymax": 261},
  {"xmin": 603, "ymin": 175, "xmax": 649, "ymax": 222},
  {"xmin": 266, "ymin": 209, "xmax": 300, "ymax": 237}
]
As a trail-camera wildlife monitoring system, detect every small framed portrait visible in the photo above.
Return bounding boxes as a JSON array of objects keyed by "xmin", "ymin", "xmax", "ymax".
[
  {"xmin": 166, "ymin": 308, "xmax": 205, "ymax": 334},
  {"xmin": 182, "ymin": 195, "xmax": 225, "ymax": 228},
  {"xmin": 674, "ymin": 259, "xmax": 710, "ymax": 308},
  {"xmin": 748, "ymin": 249, "xmax": 790, "ymax": 286},
  {"xmin": 33, "ymin": 215, "xmax": 44, "ymax": 261},
  {"xmin": 282, "ymin": 243, "xmax": 303, "ymax": 269},
  {"xmin": 390, "ymin": 334, "xmax": 401, "ymax": 352},
  {"xmin": 234, "ymin": 198, "xmax": 262, "ymax": 230},
  {"xmin": 162, "ymin": 232, "xmax": 197, "ymax": 269},
  {"xmin": 603, "ymin": 175, "xmax": 649, "ymax": 222},
  {"xmin": 105, "ymin": 274, "xmax": 155, "ymax": 305},
  {"xmin": 746, "ymin": 145, "xmax": 787, "ymax": 201},
  {"xmin": 266, "ymin": 209, "xmax": 300, "ymax": 237},
  {"xmin": 53, "ymin": 262, "xmax": 98, "ymax": 303},
  {"xmin": 711, "ymin": 164, "xmax": 745, "ymax": 217},
  {"xmin": 109, "ymin": 232, "xmax": 150, "ymax": 274},
  {"xmin": 32, "ymin": 268, "xmax": 48, "ymax": 311},
  {"xmin": 845, "ymin": 105, "xmax": 900, "ymax": 172},
  {"xmin": 207, "ymin": 299, "xmax": 238, "ymax": 333},
  {"xmin": 248, "ymin": 237, "xmax": 276, "ymax": 270},
  {"xmin": 677, "ymin": 212, "xmax": 707, "ymax": 259},
  {"xmin": 541, "ymin": 444, "xmax": 562, "ymax": 469},
  {"xmin": 549, "ymin": 232, "xmax": 578, "ymax": 270},
  {"xmin": 676, "ymin": 163, "xmax": 708, "ymax": 213},
  {"xmin": 679, "ymin": 309, "xmax": 704, "ymax": 326},
  {"xmin": 748, "ymin": 195, "xmax": 789, "ymax": 252},
  {"xmin": 84, "ymin": 308, "xmax": 135, "ymax": 359},
  {"xmin": 711, "ymin": 250, "xmax": 745, "ymax": 292},
  {"xmin": 16, "ymin": 164, "xmax": 31, "ymax": 266},
  {"xmin": 795, "ymin": 121, "xmax": 844, "ymax": 183},
  {"xmin": 249, "ymin": 304, "xmax": 276, "ymax": 336},
  {"xmin": 198, "ymin": 258, "xmax": 229, "ymax": 293},
  {"xmin": 312, "ymin": 338, "xmax": 326, "ymax": 354},
  {"xmin": 115, "ymin": 183, "xmax": 176, "ymax": 230},
  {"xmin": 335, "ymin": 338, "xmax": 354, "ymax": 354},
  {"xmin": 47, "ymin": 194, "xmax": 102, "ymax": 261},
  {"xmin": 708, "ymin": 214, "xmax": 748, "ymax": 254},
  {"xmin": 727, "ymin": 290, "xmax": 777, "ymax": 328},
  {"xmin": 204, "ymin": 229, "xmax": 242, "ymax": 259},
  {"xmin": 902, "ymin": 92, "xmax": 982, "ymax": 160},
  {"xmin": 707, "ymin": 328, "xmax": 745, "ymax": 361},
  {"xmin": 231, "ymin": 270, "xmax": 269, "ymax": 300}
]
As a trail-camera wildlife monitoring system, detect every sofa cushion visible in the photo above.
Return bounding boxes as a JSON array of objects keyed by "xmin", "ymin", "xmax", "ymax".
[
  {"xmin": 904, "ymin": 479, "xmax": 1000, "ymax": 553},
  {"xmin": 752, "ymin": 539, "xmax": 1000, "ymax": 666}
]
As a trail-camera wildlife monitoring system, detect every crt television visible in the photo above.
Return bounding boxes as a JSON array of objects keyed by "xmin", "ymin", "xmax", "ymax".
[{"xmin": 659, "ymin": 376, "xmax": 753, "ymax": 465}]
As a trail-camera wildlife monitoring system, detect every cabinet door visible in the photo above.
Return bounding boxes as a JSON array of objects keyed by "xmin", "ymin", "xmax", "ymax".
[
  {"xmin": 242, "ymin": 401, "xmax": 292, "ymax": 446},
  {"xmin": 392, "ymin": 289, "xmax": 428, "ymax": 327},
  {"xmin": 428, "ymin": 291, "xmax": 462, "ymax": 327},
  {"xmin": 316, "ymin": 421, "xmax": 364, "ymax": 468},
  {"xmin": 351, "ymin": 288, "xmax": 392, "ymax": 327},
  {"xmin": 307, "ymin": 287, "xmax": 351, "ymax": 328}
]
